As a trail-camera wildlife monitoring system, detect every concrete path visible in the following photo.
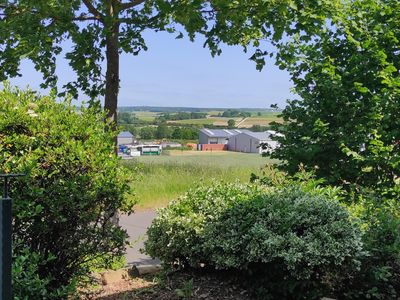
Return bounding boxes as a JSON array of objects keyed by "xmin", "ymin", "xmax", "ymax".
[{"xmin": 120, "ymin": 210, "xmax": 161, "ymax": 266}]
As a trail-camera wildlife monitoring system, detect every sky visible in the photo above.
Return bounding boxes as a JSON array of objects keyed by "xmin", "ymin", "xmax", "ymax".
[{"xmin": 9, "ymin": 30, "xmax": 295, "ymax": 109}]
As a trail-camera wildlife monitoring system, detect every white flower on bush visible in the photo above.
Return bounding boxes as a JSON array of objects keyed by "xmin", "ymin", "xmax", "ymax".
[{"xmin": 27, "ymin": 109, "xmax": 38, "ymax": 117}]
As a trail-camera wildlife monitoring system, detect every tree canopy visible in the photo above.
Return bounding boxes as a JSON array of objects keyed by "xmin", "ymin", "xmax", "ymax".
[
  {"xmin": 271, "ymin": 0, "xmax": 400, "ymax": 192},
  {"xmin": 0, "ymin": 0, "xmax": 341, "ymax": 125}
]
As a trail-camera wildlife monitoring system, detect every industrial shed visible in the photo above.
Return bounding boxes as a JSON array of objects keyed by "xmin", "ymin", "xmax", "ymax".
[
  {"xmin": 228, "ymin": 130, "xmax": 280, "ymax": 154},
  {"xmin": 117, "ymin": 131, "xmax": 134, "ymax": 145},
  {"xmin": 198, "ymin": 129, "xmax": 247, "ymax": 144}
]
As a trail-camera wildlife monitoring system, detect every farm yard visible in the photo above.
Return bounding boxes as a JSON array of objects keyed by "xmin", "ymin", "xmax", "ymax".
[{"xmin": 122, "ymin": 151, "xmax": 274, "ymax": 209}]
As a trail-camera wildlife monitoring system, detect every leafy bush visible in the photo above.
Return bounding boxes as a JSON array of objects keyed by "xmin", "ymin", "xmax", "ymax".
[
  {"xmin": 13, "ymin": 247, "xmax": 74, "ymax": 300},
  {"xmin": 0, "ymin": 85, "xmax": 135, "ymax": 297},
  {"xmin": 253, "ymin": 167, "xmax": 400, "ymax": 299},
  {"xmin": 341, "ymin": 194, "xmax": 400, "ymax": 299},
  {"xmin": 250, "ymin": 164, "xmax": 344, "ymax": 201},
  {"xmin": 145, "ymin": 182, "xmax": 262, "ymax": 266},
  {"xmin": 145, "ymin": 182, "xmax": 363, "ymax": 299}
]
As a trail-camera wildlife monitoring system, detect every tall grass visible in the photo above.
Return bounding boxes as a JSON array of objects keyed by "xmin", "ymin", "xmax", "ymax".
[{"xmin": 122, "ymin": 152, "xmax": 273, "ymax": 209}]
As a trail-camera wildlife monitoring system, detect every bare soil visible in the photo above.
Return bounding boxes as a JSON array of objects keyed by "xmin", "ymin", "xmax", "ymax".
[{"xmin": 82, "ymin": 269, "xmax": 251, "ymax": 300}]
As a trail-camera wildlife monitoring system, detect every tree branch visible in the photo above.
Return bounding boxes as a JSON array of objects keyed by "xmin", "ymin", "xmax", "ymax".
[
  {"xmin": 120, "ymin": 0, "xmax": 146, "ymax": 11},
  {"xmin": 82, "ymin": 0, "xmax": 104, "ymax": 21},
  {"xmin": 73, "ymin": 14, "xmax": 101, "ymax": 21},
  {"xmin": 119, "ymin": 12, "xmax": 160, "ymax": 26},
  {"xmin": 73, "ymin": 13, "xmax": 101, "ymax": 21}
]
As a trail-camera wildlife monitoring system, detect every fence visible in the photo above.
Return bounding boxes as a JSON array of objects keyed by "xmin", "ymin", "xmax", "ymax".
[{"xmin": 1, "ymin": 174, "xmax": 24, "ymax": 300}]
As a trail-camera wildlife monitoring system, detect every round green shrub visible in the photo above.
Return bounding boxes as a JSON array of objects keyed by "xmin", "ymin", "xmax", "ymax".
[
  {"xmin": 145, "ymin": 183, "xmax": 363, "ymax": 299},
  {"xmin": 0, "ymin": 86, "xmax": 135, "ymax": 298},
  {"xmin": 145, "ymin": 182, "xmax": 264, "ymax": 266}
]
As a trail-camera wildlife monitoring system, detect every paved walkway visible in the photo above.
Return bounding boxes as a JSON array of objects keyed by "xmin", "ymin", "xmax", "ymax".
[{"xmin": 120, "ymin": 210, "xmax": 161, "ymax": 266}]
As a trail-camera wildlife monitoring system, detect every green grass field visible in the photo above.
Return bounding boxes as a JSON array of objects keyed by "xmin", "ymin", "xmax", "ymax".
[
  {"xmin": 239, "ymin": 116, "xmax": 283, "ymax": 128},
  {"xmin": 166, "ymin": 113, "xmax": 281, "ymax": 127},
  {"xmin": 122, "ymin": 151, "xmax": 275, "ymax": 209},
  {"xmin": 131, "ymin": 109, "xmax": 282, "ymax": 127},
  {"xmin": 134, "ymin": 111, "xmax": 159, "ymax": 122}
]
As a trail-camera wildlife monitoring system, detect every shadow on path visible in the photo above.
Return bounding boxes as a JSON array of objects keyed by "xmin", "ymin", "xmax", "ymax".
[{"xmin": 120, "ymin": 210, "xmax": 160, "ymax": 266}]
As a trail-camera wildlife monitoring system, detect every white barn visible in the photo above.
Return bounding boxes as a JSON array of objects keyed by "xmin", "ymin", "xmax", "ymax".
[{"xmin": 228, "ymin": 130, "xmax": 281, "ymax": 154}]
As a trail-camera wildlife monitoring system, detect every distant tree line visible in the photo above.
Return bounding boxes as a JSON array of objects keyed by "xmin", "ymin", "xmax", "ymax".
[
  {"xmin": 139, "ymin": 124, "xmax": 198, "ymax": 140},
  {"xmin": 220, "ymin": 109, "xmax": 251, "ymax": 118},
  {"xmin": 157, "ymin": 112, "xmax": 207, "ymax": 122}
]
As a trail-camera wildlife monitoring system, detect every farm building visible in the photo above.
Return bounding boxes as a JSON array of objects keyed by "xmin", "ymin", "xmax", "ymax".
[
  {"xmin": 198, "ymin": 129, "xmax": 247, "ymax": 144},
  {"xmin": 117, "ymin": 131, "xmax": 134, "ymax": 145},
  {"xmin": 228, "ymin": 130, "xmax": 281, "ymax": 154}
]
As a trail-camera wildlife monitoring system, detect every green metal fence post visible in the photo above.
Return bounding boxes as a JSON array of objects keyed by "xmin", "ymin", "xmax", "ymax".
[{"xmin": 1, "ymin": 174, "xmax": 24, "ymax": 300}]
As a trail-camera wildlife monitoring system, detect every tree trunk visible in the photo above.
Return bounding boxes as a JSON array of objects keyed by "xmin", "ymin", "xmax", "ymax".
[
  {"xmin": 104, "ymin": 0, "xmax": 120, "ymax": 133},
  {"xmin": 104, "ymin": 20, "xmax": 120, "ymax": 131},
  {"xmin": 104, "ymin": 2, "xmax": 120, "ymax": 225}
]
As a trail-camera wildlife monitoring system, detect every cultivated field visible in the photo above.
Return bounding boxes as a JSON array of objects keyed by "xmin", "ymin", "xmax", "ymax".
[
  {"xmin": 131, "ymin": 108, "xmax": 282, "ymax": 127},
  {"xmin": 167, "ymin": 116, "xmax": 243, "ymax": 126},
  {"xmin": 122, "ymin": 151, "xmax": 276, "ymax": 209},
  {"xmin": 238, "ymin": 115, "xmax": 283, "ymax": 128}
]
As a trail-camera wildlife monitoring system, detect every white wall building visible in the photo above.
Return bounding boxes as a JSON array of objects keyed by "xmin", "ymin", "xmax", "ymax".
[{"xmin": 228, "ymin": 130, "xmax": 281, "ymax": 154}]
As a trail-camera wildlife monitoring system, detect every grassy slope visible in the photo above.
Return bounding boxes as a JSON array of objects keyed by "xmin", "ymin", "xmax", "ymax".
[{"xmin": 122, "ymin": 151, "xmax": 275, "ymax": 210}]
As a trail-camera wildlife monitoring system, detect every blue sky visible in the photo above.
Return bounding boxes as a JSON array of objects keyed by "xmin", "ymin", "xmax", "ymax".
[{"xmin": 9, "ymin": 30, "xmax": 294, "ymax": 109}]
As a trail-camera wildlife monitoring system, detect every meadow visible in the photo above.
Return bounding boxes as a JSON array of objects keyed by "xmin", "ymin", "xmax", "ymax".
[
  {"xmin": 133, "ymin": 111, "xmax": 159, "ymax": 122},
  {"xmin": 122, "ymin": 151, "xmax": 275, "ymax": 209},
  {"xmin": 239, "ymin": 115, "xmax": 283, "ymax": 128},
  {"xmin": 131, "ymin": 108, "xmax": 282, "ymax": 127}
]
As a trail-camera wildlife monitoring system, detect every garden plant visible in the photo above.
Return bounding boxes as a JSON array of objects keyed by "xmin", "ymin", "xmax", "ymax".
[{"xmin": 0, "ymin": 85, "xmax": 135, "ymax": 299}]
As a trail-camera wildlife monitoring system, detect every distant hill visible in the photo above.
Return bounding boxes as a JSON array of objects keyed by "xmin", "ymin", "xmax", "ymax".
[{"xmin": 118, "ymin": 106, "xmax": 281, "ymax": 113}]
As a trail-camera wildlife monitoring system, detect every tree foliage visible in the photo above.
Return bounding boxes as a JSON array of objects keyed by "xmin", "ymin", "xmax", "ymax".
[
  {"xmin": 157, "ymin": 112, "xmax": 207, "ymax": 121},
  {"xmin": 0, "ymin": 85, "xmax": 134, "ymax": 297},
  {"xmin": 146, "ymin": 181, "xmax": 363, "ymax": 299},
  {"xmin": 0, "ymin": 0, "xmax": 341, "ymax": 124},
  {"xmin": 271, "ymin": 0, "xmax": 400, "ymax": 192},
  {"xmin": 155, "ymin": 122, "xmax": 172, "ymax": 139},
  {"xmin": 118, "ymin": 111, "xmax": 138, "ymax": 124},
  {"xmin": 261, "ymin": 2, "xmax": 400, "ymax": 297},
  {"xmin": 221, "ymin": 110, "xmax": 250, "ymax": 118},
  {"xmin": 227, "ymin": 118, "xmax": 235, "ymax": 128}
]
